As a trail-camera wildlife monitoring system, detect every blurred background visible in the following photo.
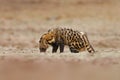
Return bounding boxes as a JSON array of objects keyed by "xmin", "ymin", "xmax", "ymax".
[{"xmin": 0, "ymin": 0, "xmax": 120, "ymax": 49}]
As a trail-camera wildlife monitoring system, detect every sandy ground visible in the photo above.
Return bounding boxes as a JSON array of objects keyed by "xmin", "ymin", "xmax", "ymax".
[{"xmin": 0, "ymin": 0, "xmax": 120, "ymax": 80}]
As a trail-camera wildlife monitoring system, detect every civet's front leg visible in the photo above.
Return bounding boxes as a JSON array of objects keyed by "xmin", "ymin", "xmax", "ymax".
[
  {"xmin": 51, "ymin": 43, "xmax": 59, "ymax": 53},
  {"xmin": 59, "ymin": 43, "xmax": 64, "ymax": 53}
]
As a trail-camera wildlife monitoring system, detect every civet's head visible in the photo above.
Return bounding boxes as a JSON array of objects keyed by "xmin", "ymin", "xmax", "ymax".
[{"xmin": 39, "ymin": 31, "xmax": 56, "ymax": 52}]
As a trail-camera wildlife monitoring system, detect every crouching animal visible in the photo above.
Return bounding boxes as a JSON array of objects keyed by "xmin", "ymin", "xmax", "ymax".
[{"xmin": 39, "ymin": 27, "xmax": 95, "ymax": 54}]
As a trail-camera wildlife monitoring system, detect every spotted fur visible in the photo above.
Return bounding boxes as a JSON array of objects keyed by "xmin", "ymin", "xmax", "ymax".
[{"xmin": 39, "ymin": 27, "xmax": 95, "ymax": 54}]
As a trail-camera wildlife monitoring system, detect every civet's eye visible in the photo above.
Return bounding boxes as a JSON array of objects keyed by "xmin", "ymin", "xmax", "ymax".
[{"xmin": 47, "ymin": 39, "xmax": 52, "ymax": 41}]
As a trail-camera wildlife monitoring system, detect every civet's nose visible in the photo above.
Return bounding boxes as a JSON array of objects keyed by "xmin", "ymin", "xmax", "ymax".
[{"xmin": 39, "ymin": 48, "xmax": 46, "ymax": 52}]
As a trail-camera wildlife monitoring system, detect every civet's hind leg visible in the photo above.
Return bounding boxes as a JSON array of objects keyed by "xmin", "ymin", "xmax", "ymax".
[{"xmin": 69, "ymin": 44, "xmax": 79, "ymax": 53}]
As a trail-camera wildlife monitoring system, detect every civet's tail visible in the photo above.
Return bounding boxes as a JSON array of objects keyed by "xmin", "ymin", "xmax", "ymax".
[{"xmin": 80, "ymin": 32, "xmax": 95, "ymax": 54}]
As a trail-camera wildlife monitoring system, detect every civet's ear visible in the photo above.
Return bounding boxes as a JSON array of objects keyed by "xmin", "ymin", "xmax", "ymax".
[
  {"xmin": 48, "ymin": 28, "xmax": 54, "ymax": 32},
  {"xmin": 48, "ymin": 29, "xmax": 50, "ymax": 32}
]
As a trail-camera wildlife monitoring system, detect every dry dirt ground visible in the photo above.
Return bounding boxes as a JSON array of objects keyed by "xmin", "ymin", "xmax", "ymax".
[{"xmin": 0, "ymin": 0, "xmax": 120, "ymax": 80}]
